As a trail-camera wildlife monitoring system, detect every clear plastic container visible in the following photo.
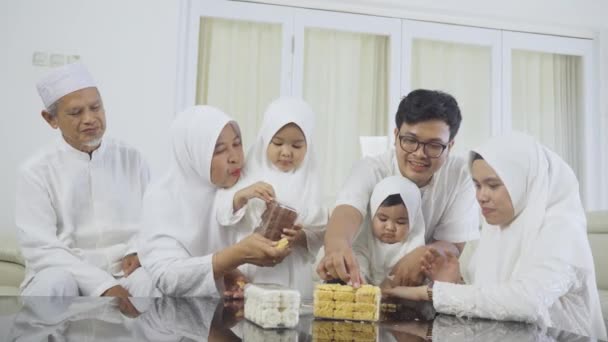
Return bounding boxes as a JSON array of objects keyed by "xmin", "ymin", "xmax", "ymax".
[
  {"xmin": 258, "ymin": 201, "xmax": 298, "ymax": 241},
  {"xmin": 244, "ymin": 283, "xmax": 301, "ymax": 329},
  {"xmin": 313, "ymin": 284, "xmax": 381, "ymax": 322}
]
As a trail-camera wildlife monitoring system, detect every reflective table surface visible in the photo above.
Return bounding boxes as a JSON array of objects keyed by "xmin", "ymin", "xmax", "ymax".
[{"xmin": 0, "ymin": 296, "xmax": 598, "ymax": 341}]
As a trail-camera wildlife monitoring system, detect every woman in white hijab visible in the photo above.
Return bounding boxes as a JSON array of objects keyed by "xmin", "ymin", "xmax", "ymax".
[
  {"xmin": 216, "ymin": 97, "xmax": 328, "ymax": 300},
  {"xmin": 385, "ymin": 131, "xmax": 606, "ymax": 340},
  {"xmin": 352, "ymin": 175, "xmax": 425, "ymax": 286},
  {"xmin": 139, "ymin": 106, "xmax": 290, "ymax": 297}
]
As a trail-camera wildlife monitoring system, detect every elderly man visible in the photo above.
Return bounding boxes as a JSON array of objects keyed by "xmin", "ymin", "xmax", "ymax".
[{"xmin": 15, "ymin": 63, "xmax": 157, "ymax": 297}]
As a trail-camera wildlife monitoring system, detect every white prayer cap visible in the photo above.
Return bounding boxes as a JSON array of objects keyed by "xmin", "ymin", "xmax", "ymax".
[{"xmin": 36, "ymin": 63, "xmax": 97, "ymax": 108}]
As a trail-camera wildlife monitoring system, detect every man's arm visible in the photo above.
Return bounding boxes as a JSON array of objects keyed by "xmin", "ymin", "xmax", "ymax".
[
  {"xmin": 316, "ymin": 155, "xmax": 390, "ymax": 286},
  {"xmin": 316, "ymin": 205, "xmax": 364, "ymax": 285}
]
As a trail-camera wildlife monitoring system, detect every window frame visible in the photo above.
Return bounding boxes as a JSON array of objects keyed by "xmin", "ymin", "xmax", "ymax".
[
  {"xmin": 291, "ymin": 8, "xmax": 402, "ymax": 135},
  {"xmin": 502, "ymin": 31, "xmax": 596, "ymax": 208},
  {"xmin": 175, "ymin": 0, "xmax": 294, "ymax": 112}
]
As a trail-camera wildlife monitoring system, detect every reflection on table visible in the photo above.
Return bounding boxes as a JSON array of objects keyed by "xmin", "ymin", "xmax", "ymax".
[{"xmin": 0, "ymin": 296, "xmax": 597, "ymax": 341}]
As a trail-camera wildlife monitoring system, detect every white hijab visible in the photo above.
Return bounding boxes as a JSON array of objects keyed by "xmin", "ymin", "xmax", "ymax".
[
  {"xmin": 356, "ymin": 176, "xmax": 425, "ymax": 285},
  {"xmin": 143, "ymin": 105, "xmax": 238, "ymax": 256},
  {"xmin": 468, "ymin": 131, "xmax": 605, "ymax": 339},
  {"xmin": 240, "ymin": 97, "xmax": 326, "ymax": 228}
]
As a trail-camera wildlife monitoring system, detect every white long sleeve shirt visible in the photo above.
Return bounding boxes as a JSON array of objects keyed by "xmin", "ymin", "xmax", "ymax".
[
  {"xmin": 138, "ymin": 106, "xmax": 237, "ymax": 298},
  {"xmin": 434, "ymin": 260, "xmax": 592, "ymax": 337},
  {"xmin": 15, "ymin": 137, "xmax": 150, "ymax": 296},
  {"xmin": 335, "ymin": 149, "xmax": 479, "ymax": 244}
]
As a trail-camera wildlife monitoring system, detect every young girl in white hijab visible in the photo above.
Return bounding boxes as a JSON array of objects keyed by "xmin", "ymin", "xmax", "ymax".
[
  {"xmin": 385, "ymin": 131, "xmax": 606, "ymax": 340},
  {"xmin": 216, "ymin": 97, "xmax": 328, "ymax": 300},
  {"xmin": 352, "ymin": 176, "xmax": 425, "ymax": 286},
  {"xmin": 139, "ymin": 106, "xmax": 290, "ymax": 297}
]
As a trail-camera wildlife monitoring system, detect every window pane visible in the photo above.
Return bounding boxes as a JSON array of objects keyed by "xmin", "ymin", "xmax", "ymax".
[
  {"xmin": 303, "ymin": 27, "xmax": 389, "ymax": 204},
  {"xmin": 511, "ymin": 50, "xmax": 583, "ymax": 176},
  {"xmin": 411, "ymin": 39, "xmax": 492, "ymax": 157},
  {"xmin": 196, "ymin": 17, "xmax": 282, "ymax": 151}
]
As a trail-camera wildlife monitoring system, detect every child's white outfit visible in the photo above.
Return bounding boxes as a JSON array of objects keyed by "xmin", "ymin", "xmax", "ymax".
[
  {"xmin": 216, "ymin": 97, "xmax": 328, "ymax": 300},
  {"xmin": 353, "ymin": 175, "xmax": 426, "ymax": 285}
]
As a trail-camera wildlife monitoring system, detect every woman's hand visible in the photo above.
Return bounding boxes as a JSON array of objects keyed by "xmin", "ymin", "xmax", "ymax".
[
  {"xmin": 233, "ymin": 182, "xmax": 275, "ymax": 211},
  {"xmin": 383, "ymin": 285, "xmax": 429, "ymax": 301},
  {"xmin": 281, "ymin": 224, "xmax": 307, "ymax": 248},
  {"xmin": 420, "ymin": 248, "xmax": 463, "ymax": 283},
  {"xmin": 237, "ymin": 233, "xmax": 291, "ymax": 267},
  {"xmin": 223, "ymin": 269, "xmax": 248, "ymax": 299}
]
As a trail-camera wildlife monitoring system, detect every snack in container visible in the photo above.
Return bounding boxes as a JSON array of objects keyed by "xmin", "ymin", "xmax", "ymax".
[
  {"xmin": 244, "ymin": 283, "xmax": 301, "ymax": 329},
  {"xmin": 258, "ymin": 201, "xmax": 298, "ymax": 241},
  {"xmin": 313, "ymin": 284, "xmax": 381, "ymax": 322}
]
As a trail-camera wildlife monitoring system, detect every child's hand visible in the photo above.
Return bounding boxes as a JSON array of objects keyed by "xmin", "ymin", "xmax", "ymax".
[
  {"xmin": 233, "ymin": 182, "xmax": 275, "ymax": 211},
  {"xmin": 420, "ymin": 248, "xmax": 463, "ymax": 284},
  {"xmin": 390, "ymin": 246, "xmax": 428, "ymax": 286},
  {"xmin": 281, "ymin": 224, "xmax": 306, "ymax": 248}
]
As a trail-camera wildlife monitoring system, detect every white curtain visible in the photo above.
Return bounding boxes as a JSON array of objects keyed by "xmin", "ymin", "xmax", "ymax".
[
  {"xmin": 302, "ymin": 28, "xmax": 389, "ymax": 206},
  {"xmin": 411, "ymin": 39, "xmax": 492, "ymax": 158},
  {"xmin": 600, "ymin": 30, "xmax": 608, "ymax": 209},
  {"xmin": 511, "ymin": 50, "xmax": 583, "ymax": 178},
  {"xmin": 196, "ymin": 17, "xmax": 282, "ymax": 151}
]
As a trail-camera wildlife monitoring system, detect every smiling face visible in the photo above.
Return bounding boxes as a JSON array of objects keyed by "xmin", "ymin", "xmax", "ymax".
[
  {"xmin": 266, "ymin": 123, "xmax": 307, "ymax": 172},
  {"xmin": 371, "ymin": 203, "xmax": 409, "ymax": 244},
  {"xmin": 42, "ymin": 87, "xmax": 106, "ymax": 153},
  {"xmin": 471, "ymin": 158, "xmax": 515, "ymax": 227},
  {"xmin": 394, "ymin": 119, "xmax": 453, "ymax": 188},
  {"xmin": 210, "ymin": 123, "xmax": 244, "ymax": 188}
]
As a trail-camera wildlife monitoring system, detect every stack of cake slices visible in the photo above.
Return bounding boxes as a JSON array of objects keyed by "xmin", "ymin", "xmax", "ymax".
[
  {"xmin": 313, "ymin": 284, "xmax": 381, "ymax": 322},
  {"xmin": 244, "ymin": 284, "xmax": 301, "ymax": 329}
]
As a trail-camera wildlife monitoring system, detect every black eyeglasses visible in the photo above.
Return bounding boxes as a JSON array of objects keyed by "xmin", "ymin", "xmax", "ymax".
[{"xmin": 398, "ymin": 135, "xmax": 448, "ymax": 158}]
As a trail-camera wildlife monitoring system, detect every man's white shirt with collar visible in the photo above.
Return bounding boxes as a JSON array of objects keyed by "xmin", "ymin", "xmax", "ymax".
[{"xmin": 15, "ymin": 137, "xmax": 150, "ymax": 296}]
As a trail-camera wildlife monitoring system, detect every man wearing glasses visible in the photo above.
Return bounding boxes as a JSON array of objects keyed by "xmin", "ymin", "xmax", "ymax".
[{"xmin": 317, "ymin": 89, "xmax": 479, "ymax": 287}]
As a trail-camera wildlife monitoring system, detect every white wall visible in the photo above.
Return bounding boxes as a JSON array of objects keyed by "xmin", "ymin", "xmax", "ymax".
[{"xmin": 0, "ymin": 0, "xmax": 181, "ymax": 239}]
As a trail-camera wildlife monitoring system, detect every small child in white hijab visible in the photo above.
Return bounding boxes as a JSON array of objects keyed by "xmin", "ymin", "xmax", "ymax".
[
  {"xmin": 215, "ymin": 97, "xmax": 328, "ymax": 300},
  {"xmin": 353, "ymin": 176, "xmax": 426, "ymax": 286}
]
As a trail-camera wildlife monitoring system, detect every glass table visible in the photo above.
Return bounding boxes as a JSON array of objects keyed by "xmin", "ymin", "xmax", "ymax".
[{"xmin": 0, "ymin": 296, "xmax": 598, "ymax": 341}]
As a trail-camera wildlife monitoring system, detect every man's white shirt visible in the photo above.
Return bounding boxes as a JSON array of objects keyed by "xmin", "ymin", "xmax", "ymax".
[
  {"xmin": 335, "ymin": 148, "xmax": 480, "ymax": 243},
  {"xmin": 15, "ymin": 137, "xmax": 150, "ymax": 296}
]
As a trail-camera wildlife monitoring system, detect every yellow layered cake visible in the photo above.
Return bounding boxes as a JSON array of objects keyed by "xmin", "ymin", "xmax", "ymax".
[
  {"xmin": 313, "ymin": 284, "xmax": 381, "ymax": 322},
  {"xmin": 312, "ymin": 320, "xmax": 378, "ymax": 342}
]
